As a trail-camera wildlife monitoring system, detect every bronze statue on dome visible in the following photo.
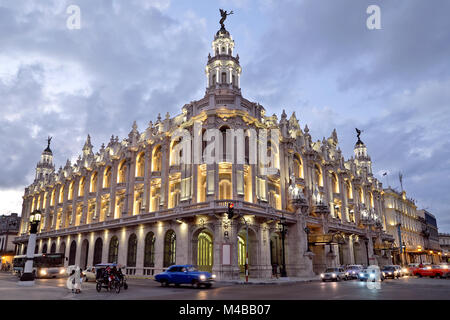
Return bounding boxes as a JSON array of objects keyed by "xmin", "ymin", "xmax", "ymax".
[
  {"xmin": 355, "ymin": 128, "xmax": 362, "ymax": 140},
  {"xmin": 47, "ymin": 136, "xmax": 52, "ymax": 148},
  {"xmin": 219, "ymin": 9, "xmax": 233, "ymax": 29}
]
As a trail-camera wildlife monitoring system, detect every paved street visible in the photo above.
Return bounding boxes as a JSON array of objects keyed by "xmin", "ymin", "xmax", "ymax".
[{"xmin": 0, "ymin": 273, "xmax": 449, "ymax": 300}]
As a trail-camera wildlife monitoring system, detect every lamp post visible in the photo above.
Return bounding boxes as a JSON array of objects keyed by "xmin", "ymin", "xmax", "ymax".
[
  {"xmin": 278, "ymin": 214, "xmax": 288, "ymax": 277},
  {"xmin": 18, "ymin": 210, "xmax": 42, "ymax": 286},
  {"xmin": 304, "ymin": 226, "xmax": 311, "ymax": 252},
  {"xmin": 402, "ymin": 242, "xmax": 407, "ymax": 266},
  {"xmin": 364, "ymin": 239, "xmax": 370, "ymax": 267},
  {"xmin": 241, "ymin": 217, "xmax": 249, "ymax": 283}
]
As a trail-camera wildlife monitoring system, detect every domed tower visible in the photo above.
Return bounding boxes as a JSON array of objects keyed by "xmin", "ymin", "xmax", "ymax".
[
  {"xmin": 35, "ymin": 136, "xmax": 55, "ymax": 181},
  {"xmin": 353, "ymin": 128, "xmax": 372, "ymax": 174},
  {"xmin": 205, "ymin": 10, "xmax": 242, "ymax": 93}
]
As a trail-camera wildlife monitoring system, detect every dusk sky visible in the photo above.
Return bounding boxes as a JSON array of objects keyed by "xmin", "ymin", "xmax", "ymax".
[{"xmin": 1, "ymin": 0, "xmax": 449, "ymax": 232}]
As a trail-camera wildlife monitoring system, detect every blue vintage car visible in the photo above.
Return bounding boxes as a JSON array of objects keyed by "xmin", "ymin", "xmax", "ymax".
[{"xmin": 154, "ymin": 265, "xmax": 216, "ymax": 288}]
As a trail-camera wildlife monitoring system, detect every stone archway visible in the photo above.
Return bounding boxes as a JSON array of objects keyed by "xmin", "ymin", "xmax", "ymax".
[
  {"xmin": 68, "ymin": 240, "xmax": 77, "ymax": 266},
  {"xmin": 192, "ymin": 228, "xmax": 214, "ymax": 273},
  {"xmin": 80, "ymin": 239, "xmax": 89, "ymax": 269},
  {"xmin": 237, "ymin": 226, "xmax": 258, "ymax": 277},
  {"xmin": 270, "ymin": 232, "xmax": 282, "ymax": 267}
]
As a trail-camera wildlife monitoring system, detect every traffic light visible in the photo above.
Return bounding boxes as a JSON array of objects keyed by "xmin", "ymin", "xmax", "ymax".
[{"xmin": 227, "ymin": 202, "xmax": 234, "ymax": 220}]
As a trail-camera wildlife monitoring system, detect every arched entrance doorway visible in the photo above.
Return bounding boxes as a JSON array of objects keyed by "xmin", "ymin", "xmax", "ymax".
[
  {"xmin": 68, "ymin": 240, "xmax": 76, "ymax": 265},
  {"xmin": 163, "ymin": 230, "xmax": 176, "ymax": 268},
  {"xmin": 194, "ymin": 230, "xmax": 213, "ymax": 273},
  {"xmin": 270, "ymin": 233, "xmax": 282, "ymax": 267},
  {"xmin": 42, "ymin": 243, "xmax": 48, "ymax": 254},
  {"xmin": 50, "ymin": 242, "xmax": 56, "ymax": 253},
  {"xmin": 93, "ymin": 238, "xmax": 103, "ymax": 265},
  {"xmin": 237, "ymin": 227, "xmax": 257, "ymax": 276},
  {"xmin": 80, "ymin": 239, "xmax": 89, "ymax": 269},
  {"xmin": 108, "ymin": 236, "xmax": 119, "ymax": 263}
]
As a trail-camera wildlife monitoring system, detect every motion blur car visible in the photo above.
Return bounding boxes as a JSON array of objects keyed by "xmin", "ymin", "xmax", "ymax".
[
  {"xmin": 359, "ymin": 265, "xmax": 384, "ymax": 282},
  {"xmin": 414, "ymin": 265, "xmax": 449, "ymax": 278},
  {"xmin": 320, "ymin": 267, "xmax": 348, "ymax": 282},
  {"xmin": 381, "ymin": 265, "xmax": 399, "ymax": 279},
  {"xmin": 154, "ymin": 265, "xmax": 216, "ymax": 288},
  {"xmin": 393, "ymin": 265, "xmax": 406, "ymax": 277},
  {"xmin": 405, "ymin": 263, "xmax": 420, "ymax": 276},
  {"xmin": 345, "ymin": 265, "xmax": 364, "ymax": 279}
]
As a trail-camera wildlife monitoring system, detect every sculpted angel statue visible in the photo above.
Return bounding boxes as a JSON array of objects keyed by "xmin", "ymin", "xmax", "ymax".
[
  {"xmin": 219, "ymin": 9, "xmax": 233, "ymax": 29},
  {"xmin": 355, "ymin": 128, "xmax": 362, "ymax": 140}
]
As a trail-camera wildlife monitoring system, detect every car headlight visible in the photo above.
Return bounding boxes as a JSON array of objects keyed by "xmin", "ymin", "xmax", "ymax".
[
  {"xmin": 212, "ymin": 274, "xmax": 216, "ymax": 279},
  {"xmin": 199, "ymin": 274, "xmax": 206, "ymax": 281},
  {"xmin": 320, "ymin": 274, "xmax": 324, "ymax": 278},
  {"xmin": 382, "ymin": 272, "xmax": 385, "ymax": 276},
  {"xmin": 402, "ymin": 268, "xmax": 407, "ymax": 273},
  {"xmin": 60, "ymin": 268, "xmax": 66, "ymax": 274},
  {"xmin": 370, "ymin": 273, "xmax": 375, "ymax": 278},
  {"xmin": 332, "ymin": 273, "xmax": 336, "ymax": 278},
  {"xmin": 352, "ymin": 271, "xmax": 355, "ymax": 274},
  {"xmin": 40, "ymin": 269, "xmax": 47, "ymax": 275},
  {"xmin": 359, "ymin": 273, "xmax": 364, "ymax": 277}
]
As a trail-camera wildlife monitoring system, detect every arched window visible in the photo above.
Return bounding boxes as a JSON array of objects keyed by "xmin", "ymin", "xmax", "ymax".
[
  {"xmin": 79, "ymin": 177, "xmax": 85, "ymax": 197},
  {"xmin": 170, "ymin": 139, "xmax": 182, "ymax": 166},
  {"xmin": 219, "ymin": 179, "xmax": 232, "ymax": 199},
  {"xmin": 68, "ymin": 240, "xmax": 77, "ymax": 265},
  {"xmin": 118, "ymin": 161, "xmax": 127, "ymax": 184},
  {"xmin": 50, "ymin": 242, "xmax": 56, "ymax": 253},
  {"xmin": 144, "ymin": 232, "xmax": 155, "ymax": 267},
  {"xmin": 59, "ymin": 185, "xmax": 65, "ymax": 203},
  {"xmin": 108, "ymin": 236, "xmax": 119, "ymax": 263},
  {"xmin": 314, "ymin": 164, "xmax": 323, "ymax": 187},
  {"xmin": 51, "ymin": 189, "xmax": 56, "ymax": 206},
  {"xmin": 163, "ymin": 230, "xmax": 176, "ymax": 267},
  {"xmin": 59, "ymin": 242, "xmax": 66, "ymax": 255},
  {"xmin": 332, "ymin": 173, "xmax": 339, "ymax": 193},
  {"xmin": 103, "ymin": 167, "xmax": 111, "ymax": 188},
  {"xmin": 220, "ymin": 126, "xmax": 229, "ymax": 162},
  {"xmin": 127, "ymin": 234, "xmax": 137, "ymax": 267},
  {"xmin": 93, "ymin": 238, "xmax": 103, "ymax": 265},
  {"xmin": 42, "ymin": 243, "xmax": 48, "ymax": 254},
  {"xmin": 346, "ymin": 181, "xmax": 353, "ymax": 199},
  {"xmin": 68, "ymin": 181, "xmax": 74, "ymax": 200},
  {"xmin": 152, "ymin": 145, "xmax": 162, "ymax": 172},
  {"xmin": 293, "ymin": 154, "xmax": 303, "ymax": 178},
  {"xmin": 136, "ymin": 153, "xmax": 145, "ymax": 177},
  {"xmin": 90, "ymin": 172, "xmax": 98, "ymax": 193},
  {"xmin": 212, "ymin": 74, "xmax": 216, "ymax": 86},
  {"xmin": 221, "ymin": 72, "xmax": 227, "ymax": 84}
]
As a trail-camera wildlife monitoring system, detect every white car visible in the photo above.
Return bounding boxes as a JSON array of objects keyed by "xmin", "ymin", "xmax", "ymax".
[{"xmin": 82, "ymin": 266, "xmax": 97, "ymax": 282}]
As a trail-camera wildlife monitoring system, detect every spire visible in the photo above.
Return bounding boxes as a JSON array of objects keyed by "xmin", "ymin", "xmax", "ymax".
[
  {"xmin": 35, "ymin": 137, "xmax": 55, "ymax": 181},
  {"xmin": 206, "ymin": 10, "xmax": 241, "ymax": 91},
  {"xmin": 83, "ymin": 134, "xmax": 93, "ymax": 157}
]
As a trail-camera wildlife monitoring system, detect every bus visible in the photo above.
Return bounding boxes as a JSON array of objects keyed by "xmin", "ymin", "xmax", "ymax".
[{"xmin": 13, "ymin": 253, "xmax": 66, "ymax": 278}]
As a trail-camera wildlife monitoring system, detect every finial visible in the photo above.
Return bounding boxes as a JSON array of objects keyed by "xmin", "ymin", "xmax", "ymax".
[
  {"xmin": 304, "ymin": 124, "xmax": 309, "ymax": 133},
  {"xmin": 132, "ymin": 120, "xmax": 138, "ymax": 131},
  {"xmin": 47, "ymin": 136, "xmax": 52, "ymax": 148}
]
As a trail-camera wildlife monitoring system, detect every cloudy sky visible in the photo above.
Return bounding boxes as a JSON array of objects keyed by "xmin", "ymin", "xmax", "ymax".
[{"xmin": 1, "ymin": 0, "xmax": 449, "ymax": 232}]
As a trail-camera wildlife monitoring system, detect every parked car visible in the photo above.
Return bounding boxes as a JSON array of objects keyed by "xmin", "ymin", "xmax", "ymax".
[
  {"xmin": 359, "ymin": 265, "xmax": 384, "ymax": 282},
  {"xmin": 345, "ymin": 265, "xmax": 364, "ymax": 279},
  {"xmin": 320, "ymin": 267, "xmax": 348, "ymax": 282},
  {"xmin": 381, "ymin": 265, "xmax": 399, "ymax": 279},
  {"xmin": 154, "ymin": 265, "xmax": 216, "ymax": 288},
  {"xmin": 414, "ymin": 265, "xmax": 449, "ymax": 278}
]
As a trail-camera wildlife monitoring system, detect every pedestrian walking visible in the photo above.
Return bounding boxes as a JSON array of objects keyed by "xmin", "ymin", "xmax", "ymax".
[{"xmin": 67, "ymin": 270, "xmax": 76, "ymax": 293}]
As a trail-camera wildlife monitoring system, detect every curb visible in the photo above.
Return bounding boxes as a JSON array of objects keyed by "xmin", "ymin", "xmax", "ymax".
[{"xmin": 217, "ymin": 278, "xmax": 321, "ymax": 285}]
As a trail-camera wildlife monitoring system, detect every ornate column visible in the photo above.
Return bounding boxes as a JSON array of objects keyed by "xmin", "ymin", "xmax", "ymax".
[
  {"xmin": 142, "ymin": 145, "xmax": 152, "ymax": 212},
  {"xmin": 109, "ymin": 159, "xmax": 118, "ymax": 219}
]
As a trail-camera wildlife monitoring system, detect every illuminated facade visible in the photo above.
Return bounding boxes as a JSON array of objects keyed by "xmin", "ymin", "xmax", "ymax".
[
  {"xmin": 382, "ymin": 188, "xmax": 425, "ymax": 264},
  {"xmin": 14, "ymin": 24, "xmax": 395, "ymax": 279}
]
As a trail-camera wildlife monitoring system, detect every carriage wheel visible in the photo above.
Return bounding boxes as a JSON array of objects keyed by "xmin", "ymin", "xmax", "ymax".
[
  {"xmin": 96, "ymin": 282, "xmax": 102, "ymax": 292},
  {"xmin": 115, "ymin": 282, "xmax": 121, "ymax": 294}
]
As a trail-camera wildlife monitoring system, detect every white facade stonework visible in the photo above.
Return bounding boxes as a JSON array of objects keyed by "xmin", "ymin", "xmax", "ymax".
[{"xmin": 14, "ymin": 25, "xmax": 395, "ymax": 279}]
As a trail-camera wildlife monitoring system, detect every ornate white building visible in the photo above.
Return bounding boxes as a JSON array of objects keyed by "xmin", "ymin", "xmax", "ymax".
[{"xmin": 14, "ymin": 22, "xmax": 394, "ymax": 279}]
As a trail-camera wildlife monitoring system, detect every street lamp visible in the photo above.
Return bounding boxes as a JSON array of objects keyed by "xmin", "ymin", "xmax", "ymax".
[
  {"xmin": 364, "ymin": 239, "xmax": 370, "ymax": 267},
  {"xmin": 304, "ymin": 226, "xmax": 311, "ymax": 252},
  {"xmin": 402, "ymin": 242, "xmax": 407, "ymax": 266},
  {"xmin": 18, "ymin": 210, "xmax": 42, "ymax": 286},
  {"xmin": 278, "ymin": 214, "xmax": 288, "ymax": 277}
]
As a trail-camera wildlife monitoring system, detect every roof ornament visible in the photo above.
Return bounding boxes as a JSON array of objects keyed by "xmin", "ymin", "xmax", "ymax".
[{"xmin": 219, "ymin": 9, "xmax": 233, "ymax": 29}]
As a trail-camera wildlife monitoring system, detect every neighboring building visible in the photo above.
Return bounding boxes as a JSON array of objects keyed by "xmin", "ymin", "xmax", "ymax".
[
  {"xmin": 417, "ymin": 209, "xmax": 441, "ymax": 264},
  {"xmin": 382, "ymin": 188, "xmax": 424, "ymax": 265},
  {"xmin": 0, "ymin": 213, "xmax": 21, "ymax": 268},
  {"xmin": 14, "ymin": 19, "xmax": 394, "ymax": 279},
  {"xmin": 439, "ymin": 233, "xmax": 450, "ymax": 263}
]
